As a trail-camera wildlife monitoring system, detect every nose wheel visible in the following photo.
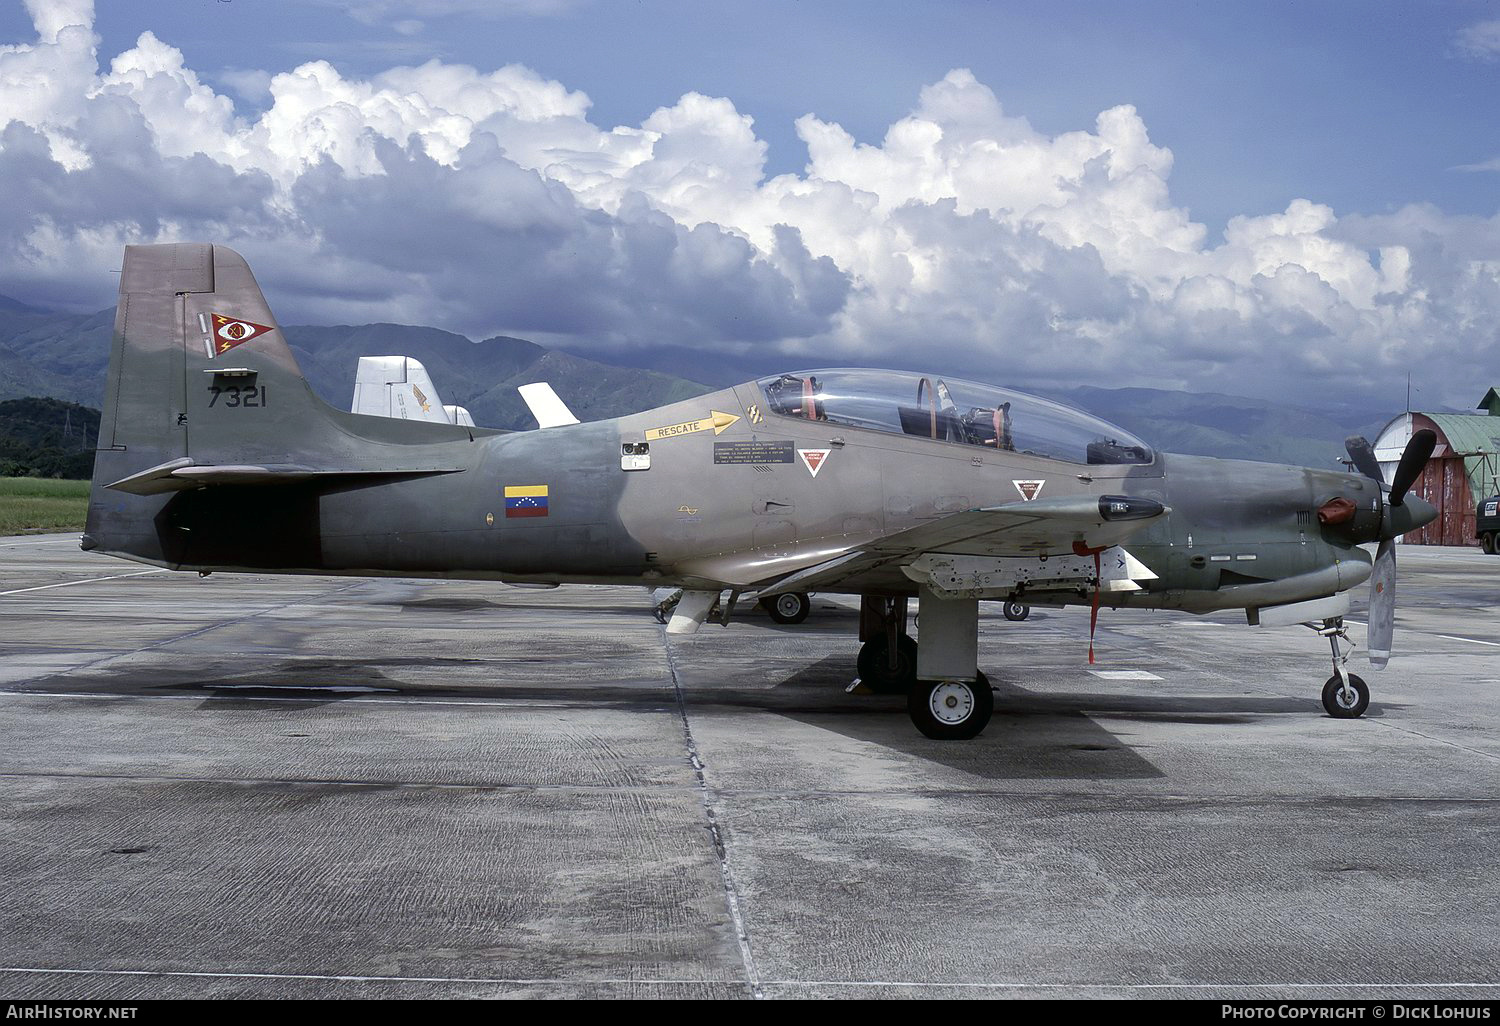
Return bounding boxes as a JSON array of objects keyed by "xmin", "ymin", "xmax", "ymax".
[
  {"xmin": 1311, "ymin": 617, "xmax": 1370, "ymax": 718},
  {"xmin": 1322, "ymin": 673, "xmax": 1369, "ymax": 718}
]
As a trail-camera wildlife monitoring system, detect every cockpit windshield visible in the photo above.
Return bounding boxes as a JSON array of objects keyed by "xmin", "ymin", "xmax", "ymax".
[{"xmin": 757, "ymin": 369, "xmax": 1153, "ymax": 466}]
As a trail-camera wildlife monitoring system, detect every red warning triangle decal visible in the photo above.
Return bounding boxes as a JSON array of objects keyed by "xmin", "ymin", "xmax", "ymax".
[{"xmin": 798, "ymin": 448, "xmax": 831, "ymax": 478}]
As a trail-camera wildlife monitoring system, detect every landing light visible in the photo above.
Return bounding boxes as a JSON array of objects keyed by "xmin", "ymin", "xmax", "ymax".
[{"xmin": 1098, "ymin": 496, "xmax": 1164, "ymax": 521}]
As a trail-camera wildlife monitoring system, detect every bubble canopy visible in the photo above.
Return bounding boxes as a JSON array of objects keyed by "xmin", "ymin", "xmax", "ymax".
[{"xmin": 756, "ymin": 369, "xmax": 1154, "ymax": 466}]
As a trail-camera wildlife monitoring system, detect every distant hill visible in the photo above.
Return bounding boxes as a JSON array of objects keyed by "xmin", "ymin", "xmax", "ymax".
[
  {"xmin": 0, "ymin": 294, "xmax": 57, "ymax": 320},
  {"xmin": 0, "ymin": 291, "xmax": 1406, "ymax": 463},
  {"xmin": 0, "ymin": 293, "xmax": 64, "ymax": 340},
  {"xmin": 0, "ymin": 397, "xmax": 99, "ymax": 478},
  {"xmin": 0, "ymin": 306, "xmax": 715, "ymax": 429},
  {"xmin": 283, "ymin": 324, "xmax": 713, "ymax": 429},
  {"xmin": 0, "ymin": 299, "xmax": 112, "ymax": 406},
  {"xmin": 1040, "ymin": 385, "xmax": 1389, "ymax": 470}
]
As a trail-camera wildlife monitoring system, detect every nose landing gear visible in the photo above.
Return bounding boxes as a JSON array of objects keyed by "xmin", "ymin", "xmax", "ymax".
[{"xmin": 1312, "ymin": 617, "xmax": 1370, "ymax": 718}]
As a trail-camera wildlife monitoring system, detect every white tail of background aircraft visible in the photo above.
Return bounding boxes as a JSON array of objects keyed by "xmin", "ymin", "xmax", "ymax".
[{"xmin": 350, "ymin": 356, "xmax": 472, "ymax": 427}]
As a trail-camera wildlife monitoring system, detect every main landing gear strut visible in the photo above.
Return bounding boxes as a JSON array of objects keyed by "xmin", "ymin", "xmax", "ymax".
[
  {"xmin": 855, "ymin": 591, "xmax": 994, "ymax": 740},
  {"xmin": 856, "ymin": 596, "xmax": 917, "ymax": 695},
  {"xmin": 1312, "ymin": 616, "xmax": 1370, "ymax": 719}
]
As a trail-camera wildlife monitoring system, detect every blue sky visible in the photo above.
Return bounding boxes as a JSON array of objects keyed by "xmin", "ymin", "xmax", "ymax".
[
  {"xmin": 24, "ymin": 0, "xmax": 1493, "ymax": 231},
  {"xmin": 0, "ymin": 0, "xmax": 1497, "ymax": 407}
]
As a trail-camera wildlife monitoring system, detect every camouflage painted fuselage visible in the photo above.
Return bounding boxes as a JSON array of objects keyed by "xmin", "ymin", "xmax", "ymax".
[{"xmin": 85, "ymin": 244, "xmax": 1383, "ymax": 617}]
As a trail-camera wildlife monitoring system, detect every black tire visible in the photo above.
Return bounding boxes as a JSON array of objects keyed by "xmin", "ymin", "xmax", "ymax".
[
  {"xmin": 1003, "ymin": 601, "xmax": 1030, "ymax": 621},
  {"xmin": 762, "ymin": 591, "xmax": 811, "ymax": 625},
  {"xmin": 1483, "ymin": 533, "xmax": 1496, "ymax": 555},
  {"xmin": 856, "ymin": 632, "xmax": 918, "ymax": 694},
  {"xmin": 908, "ymin": 671, "xmax": 994, "ymax": 740},
  {"xmin": 1321, "ymin": 673, "xmax": 1370, "ymax": 719}
]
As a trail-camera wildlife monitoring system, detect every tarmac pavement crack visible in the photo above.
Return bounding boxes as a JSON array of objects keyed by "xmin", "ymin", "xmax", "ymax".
[
  {"xmin": 1357, "ymin": 717, "xmax": 1500, "ymax": 764},
  {"xmin": 661, "ymin": 627, "xmax": 763, "ymax": 1001}
]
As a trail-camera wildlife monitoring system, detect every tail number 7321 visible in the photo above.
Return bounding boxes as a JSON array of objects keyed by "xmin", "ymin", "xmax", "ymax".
[{"xmin": 207, "ymin": 385, "xmax": 267, "ymax": 408}]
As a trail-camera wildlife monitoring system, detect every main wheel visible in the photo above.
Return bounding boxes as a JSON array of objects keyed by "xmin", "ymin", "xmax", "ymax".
[
  {"xmin": 1483, "ymin": 533, "xmax": 1496, "ymax": 555},
  {"xmin": 762, "ymin": 591, "xmax": 811, "ymax": 624},
  {"xmin": 908, "ymin": 672, "xmax": 994, "ymax": 740},
  {"xmin": 1321, "ymin": 673, "xmax": 1370, "ymax": 718},
  {"xmin": 856, "ymin": 632, "xmax": 918, "ymax": 694},
  {"xmin": 1003, "ymin": 601, "xmax": 1030, "ymax": 621}
]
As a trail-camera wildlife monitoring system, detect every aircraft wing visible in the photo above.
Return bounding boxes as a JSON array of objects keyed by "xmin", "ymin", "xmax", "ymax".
[{"xmin": 757, "ymin": 494, "xmax": 1166, "ymax": 594}]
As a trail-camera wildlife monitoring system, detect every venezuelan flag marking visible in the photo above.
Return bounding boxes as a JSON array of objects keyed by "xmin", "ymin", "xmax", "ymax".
[{"xmin": 503, "ymin": 484, "xmax": 549, "ymax": 518}]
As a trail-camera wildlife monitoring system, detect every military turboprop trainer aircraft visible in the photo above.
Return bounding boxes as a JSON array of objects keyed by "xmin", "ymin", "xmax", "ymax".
[{"xmin": 84, "ymin": 244, "xmax": 1439, "ymax": 739}]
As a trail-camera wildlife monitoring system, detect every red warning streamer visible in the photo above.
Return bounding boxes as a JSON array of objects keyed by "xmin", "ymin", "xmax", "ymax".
[
  {"xmin": 1072, "ymin": 541, "xmax": 1106, "ymax": 666},
  {"xmin": 1089, "ymin": 550, "xmax": 1101, "ymax": 665}
]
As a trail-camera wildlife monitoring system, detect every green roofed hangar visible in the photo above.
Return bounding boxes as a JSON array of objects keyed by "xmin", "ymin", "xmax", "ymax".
[{"xmin": 1372, "ymin": 388, "xmax": 1500, "ymax": 547}]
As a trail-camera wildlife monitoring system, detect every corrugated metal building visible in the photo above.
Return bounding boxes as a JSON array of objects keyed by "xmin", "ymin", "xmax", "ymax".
[{"xmin": 1372, "ymin": 388, "xmax": 1500, "ymax": 546}]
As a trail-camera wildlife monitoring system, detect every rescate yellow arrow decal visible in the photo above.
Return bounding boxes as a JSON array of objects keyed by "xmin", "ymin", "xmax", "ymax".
[{"xmin": 644, "ymin": 411, "xmax": 741, "ymax": 441}]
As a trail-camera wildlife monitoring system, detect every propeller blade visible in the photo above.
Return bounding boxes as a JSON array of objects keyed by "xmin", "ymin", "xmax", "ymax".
[
  {"xmin": 1389, "ymin": 429, "xmax": 1436, "ymax": 507},
  {"xmin": 1367, "ymin": 538, "xmax": 1395, "ymax": 669},
  {"xmin": 1365, "ymin": 429, "xmax": 1434, "ymax": 669},
  {"xmin": 1344, "ymin": 435, "xmax": 1383, "ymax": 482}
]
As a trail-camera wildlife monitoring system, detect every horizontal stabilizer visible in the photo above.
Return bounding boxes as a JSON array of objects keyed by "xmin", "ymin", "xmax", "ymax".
[{"xmin": 105, "ymin": 457, "xmax": 463, "ymax": 495}]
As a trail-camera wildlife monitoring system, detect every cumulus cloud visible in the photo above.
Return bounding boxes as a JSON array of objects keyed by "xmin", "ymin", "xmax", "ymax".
[
  {"xmin": 0, "ymin": 1, "xmax": 1496, "ymax": 408},
  {"xmin": 1452, "ymin": 156, "xmax": 1500, "ymax": 174},
  {"xmin": 1454, "ymin": 20, "xmax": 1500, "ymax": 61}
]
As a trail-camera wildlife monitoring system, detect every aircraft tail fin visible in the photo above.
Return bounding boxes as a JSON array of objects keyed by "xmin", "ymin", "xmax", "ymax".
[
  {"xmin": 93, "ymin": 243, "xmax": 333, "ymax": 471},
  {"xmin": 351, "ymin": 355, "xmax": 455, "ymax": 425},
  {"xmin": 85, "ymin": 243, "xmax": 470, "ymax": 565}
]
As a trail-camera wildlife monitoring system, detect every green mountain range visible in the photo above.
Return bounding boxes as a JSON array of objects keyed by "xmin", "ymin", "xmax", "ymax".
[
  {"xmin": 0, "ymin": 302, "xmax": 715, "ymax": 431},
  {"xmin": 0, "ymin": 293, "xmax": 1396, "ymax": 474},
  {"xmin": 286, "ymin": 324, "xmax": 710, "ymax": 429}
]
